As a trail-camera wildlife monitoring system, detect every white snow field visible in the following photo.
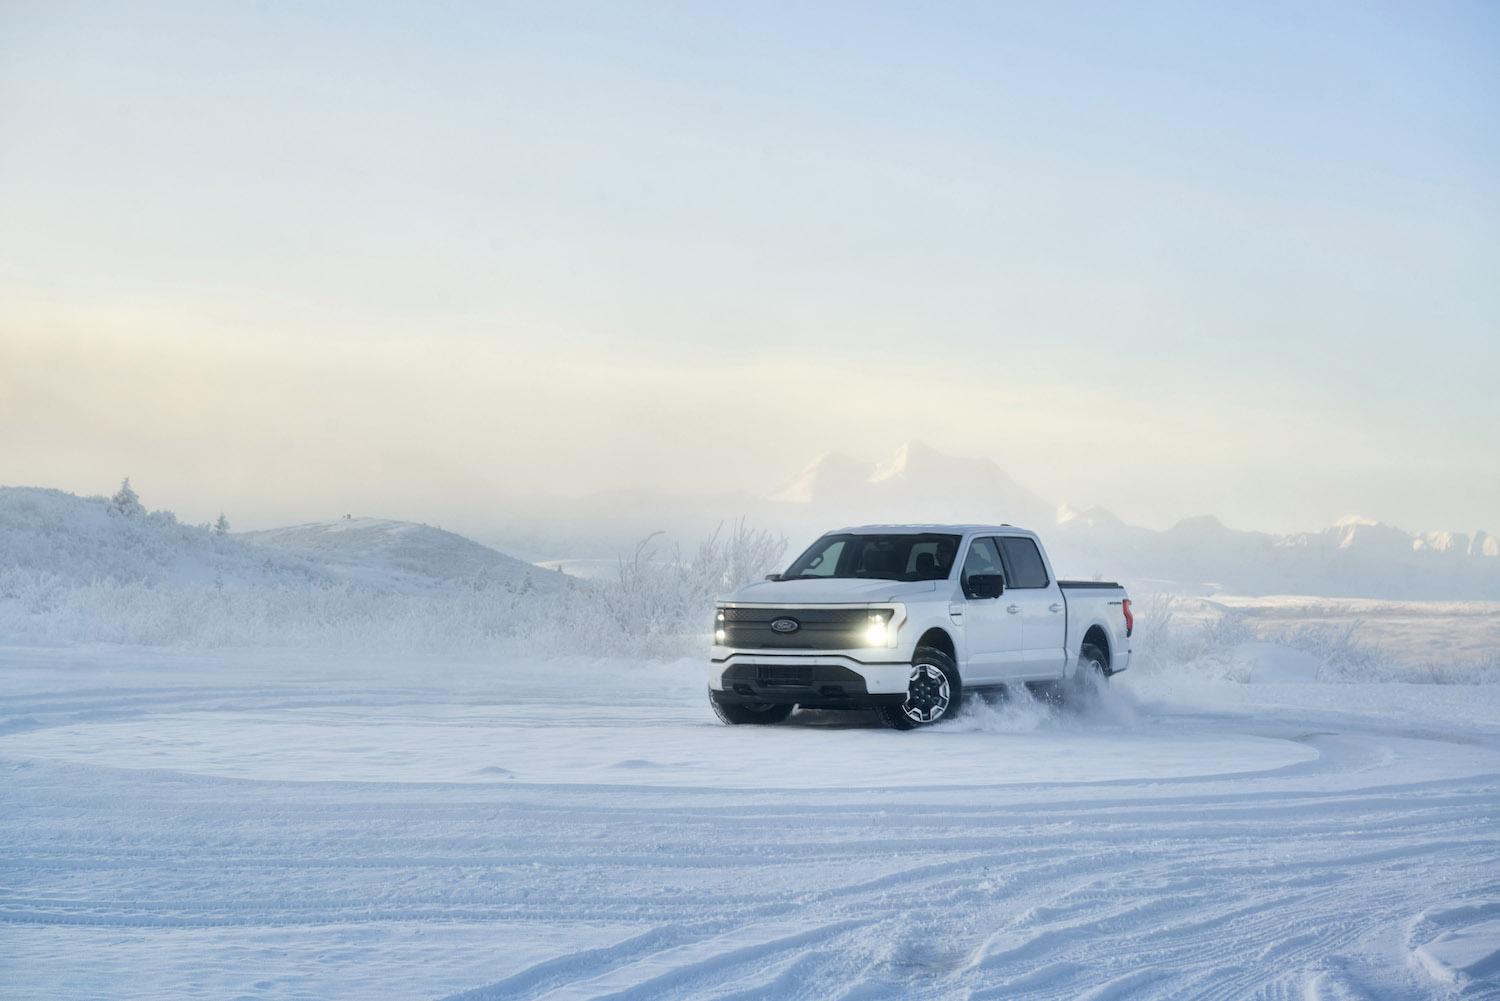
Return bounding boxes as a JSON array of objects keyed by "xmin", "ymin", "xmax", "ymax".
[{"xmin": 3, "ymin": 647, "xmax": 1498, "ymax": 1000}]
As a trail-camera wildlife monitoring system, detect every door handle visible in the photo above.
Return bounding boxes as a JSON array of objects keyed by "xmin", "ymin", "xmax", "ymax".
[
  {"xmin": 1007, "ymin": 604, "xmax": 1021, "ymax": 614},
  {"xmin": 1049, "ymin": 603, "xmax": 1063, "ymax": 613}
]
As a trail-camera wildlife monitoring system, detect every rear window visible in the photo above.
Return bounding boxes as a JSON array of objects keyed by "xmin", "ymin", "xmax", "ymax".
[{"xmin": 999, "ymin": 537, "xmax": 1048, "ymax": 588}]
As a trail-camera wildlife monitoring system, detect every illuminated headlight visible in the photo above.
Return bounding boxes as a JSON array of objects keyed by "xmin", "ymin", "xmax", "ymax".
[
  {"xmin": 863, "ymin": 609, "xmax": 895, "ymax": 647},
  {"xmin": 715, "ymin": 609, "xmax": 726, "ymax": 644}
]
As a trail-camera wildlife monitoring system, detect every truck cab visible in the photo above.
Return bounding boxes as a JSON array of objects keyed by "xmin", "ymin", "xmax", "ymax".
[{"xmin": 709, "ymin": 524, "xmax": 1132, "ymax": 729}]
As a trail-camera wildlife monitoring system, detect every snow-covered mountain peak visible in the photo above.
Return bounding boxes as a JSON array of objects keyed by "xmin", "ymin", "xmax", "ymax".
[
  {"xmin": 1056, "ymin": 505, "xmax": 1124, "ymax": 529},
  {"xmin": 1329, "ymin": 518, "xmax": 1411, "ymax": 552},
  {"xmin": 1416, "ymin": 529, "xmax": 1500, "ymax": 558},
  {"xmin": 1167, "ymin": 514, "xmax": 1237, "ymax": 538},
  {"xmin": 1479, "ymin": 532, "xmax": 1500, "ymax": 558},
  {"xmin": 769, "ymin": 442, "xmax": 1055, "ymax": 530},
  {"xmin": 870, "ymin": 440, "xmax": 942, "ymax": 483},
  {"xmin": 769, "ymin": 451, "xmax": 870, "ymax": 504}
]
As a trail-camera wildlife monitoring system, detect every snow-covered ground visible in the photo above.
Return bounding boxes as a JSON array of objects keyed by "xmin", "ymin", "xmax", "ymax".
[
  {"xmin": 3, "ymin": 486, "xmax": 1497, "ymax": 996},
  {"xmin": 3, "ymin": 647, "xmax": 1497, "ymax": 999}
]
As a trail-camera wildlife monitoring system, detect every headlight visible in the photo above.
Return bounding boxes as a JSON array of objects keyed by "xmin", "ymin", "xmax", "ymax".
[
  {"xmin": 863, "ymin": 609, "xmax": 894, "ymax": 647},
  {"xmin": 715, "ymin": 608, "xmax": 726, "ymax": 644}
]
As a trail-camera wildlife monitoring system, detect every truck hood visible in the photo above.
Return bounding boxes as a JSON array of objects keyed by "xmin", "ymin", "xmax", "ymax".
[{"xmin": 724, "ymin": 578, "xmax": 940, "ymax": 604}]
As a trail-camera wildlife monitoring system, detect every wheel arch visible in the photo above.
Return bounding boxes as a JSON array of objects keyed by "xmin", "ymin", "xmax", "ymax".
[
  {"xmin": 915, "ymin": 625, "xmax": 957, "ymax": 667},
  {"xmin": 1081, "ymin": 623, "xmax": 1112, "ymax": 672}
]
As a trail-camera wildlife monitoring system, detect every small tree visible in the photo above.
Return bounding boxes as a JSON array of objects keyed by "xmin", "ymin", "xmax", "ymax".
[
  {"xmin": 110, "ymin": 477, "xmax": 144, "ymax": 517},
  {"xmin": 214, "ymin": 512, "xmax": 230, "ymax": 536}
]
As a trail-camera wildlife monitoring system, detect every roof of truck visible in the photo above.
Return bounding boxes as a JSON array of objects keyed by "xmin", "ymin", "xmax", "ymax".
[{"xmin": 828, "ymin": 523, "xmax": 1039, "ymax": 538}]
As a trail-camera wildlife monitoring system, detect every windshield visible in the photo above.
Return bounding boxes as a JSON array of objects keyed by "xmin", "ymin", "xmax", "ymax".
[{"xmin": 782, "ymin": 533, "xmax": 961, "ymax": 582}]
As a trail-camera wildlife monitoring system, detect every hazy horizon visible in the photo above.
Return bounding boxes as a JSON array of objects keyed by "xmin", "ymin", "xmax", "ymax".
[
  {"xmin": 5, "ymin": 435, "xmax": 1495, "ymax": 544},
  {"xmin": 4, "ymin": 2, "xmax": 1497, "ymax": 535}
]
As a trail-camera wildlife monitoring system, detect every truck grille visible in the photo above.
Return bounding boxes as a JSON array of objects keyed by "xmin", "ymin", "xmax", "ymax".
[
  {"xmin": 755, "ymin": 666, "xmax": 813, "ymax": 687},
  {"xmin": 721, "ymin": 607, "xmax": 871, "ymax": 650}
]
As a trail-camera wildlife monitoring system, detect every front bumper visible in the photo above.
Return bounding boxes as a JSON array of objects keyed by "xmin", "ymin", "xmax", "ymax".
[{"xmin": 709, "ymin": 652, "xmax": 912, "ymax": 708}]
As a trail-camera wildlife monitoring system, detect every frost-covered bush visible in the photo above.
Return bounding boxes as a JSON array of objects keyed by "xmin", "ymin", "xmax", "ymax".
[
  {"xmin": 596, "ymin": 521, "xmax": 785, "ymax": 652},
  {"xmin": 1418, "ymin": 654, "xmax": 1500, "ymax": 685},
  {"xmin": 1127, "ymin": 592, "xmax": 1242, "ymax": 677}
]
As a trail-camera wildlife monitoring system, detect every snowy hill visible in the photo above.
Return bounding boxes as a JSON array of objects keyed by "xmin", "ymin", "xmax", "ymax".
[
  {"xmin": 2, "ymin": 483, "xmax": 774, "ymax": 651},
  {"xmin": 242, "ymin": 518, "xmax": 562, "ymax": 593},
  {"xmin": 0, "ymin": 487, "xmax": 560, "ymax": 597},
  {"xmin": 0, "ymin": 486, "xmax": 331, "ymax": 588}
]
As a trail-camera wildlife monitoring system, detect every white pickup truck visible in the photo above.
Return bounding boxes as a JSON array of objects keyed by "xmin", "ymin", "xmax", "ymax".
[{"xmin": 710, "ymin": 524, "xmax": 1132, "ymax": 729}]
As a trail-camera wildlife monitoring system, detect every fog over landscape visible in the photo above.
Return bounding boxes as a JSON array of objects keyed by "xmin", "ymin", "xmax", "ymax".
[{"xmin": 2, "ymin": 3, "xmax": 1498, "ymax": 999}]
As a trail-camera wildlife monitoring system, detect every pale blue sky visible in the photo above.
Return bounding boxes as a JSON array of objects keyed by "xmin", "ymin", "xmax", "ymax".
[{"xmin": 2, "ymin": 1, "xmax": 1496, "ymax": 532}]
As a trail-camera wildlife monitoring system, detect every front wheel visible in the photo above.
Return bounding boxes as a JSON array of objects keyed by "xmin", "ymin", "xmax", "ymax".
[
  {"xmin": 878, "ymin": 648, "xmax": 963, "ymax": 730},
  {"xmin": 709, "ymin": 691, "xmax": 795, "ymax": 725}
]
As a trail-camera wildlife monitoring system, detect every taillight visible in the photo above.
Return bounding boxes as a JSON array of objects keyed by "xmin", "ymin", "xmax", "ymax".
[{"xmin": 1122, "ymin": 598, "xmax": 1134, "ymax": 637}]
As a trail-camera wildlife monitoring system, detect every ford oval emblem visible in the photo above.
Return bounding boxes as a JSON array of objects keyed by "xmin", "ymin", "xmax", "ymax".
[{"xmin": 770, "ymin": 617, "xmax": 800, "ymax": 634}]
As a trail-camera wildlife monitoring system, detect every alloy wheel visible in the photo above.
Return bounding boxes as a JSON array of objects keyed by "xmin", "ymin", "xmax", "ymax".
[{"xmin": 902, "ymin": 663, "xmax": 951, "ymax": 724}]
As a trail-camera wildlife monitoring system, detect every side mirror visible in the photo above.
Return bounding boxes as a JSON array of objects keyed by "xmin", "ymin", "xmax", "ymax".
[{"xmin": 965, "ymin": 574, "xmax": 1005, "ymax": 599}]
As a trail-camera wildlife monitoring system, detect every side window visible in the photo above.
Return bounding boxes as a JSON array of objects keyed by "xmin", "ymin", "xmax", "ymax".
[
  {"xmin": 999, "ymin": 537, "xmax": 1048, "ymax": 589},
  {"xmin": 800, "ymin": 540, "xmax": 844, "ymax": 577},
  {"xmin": 961, "ymin": 537, "xmax": 1004, "ymax": 585}
]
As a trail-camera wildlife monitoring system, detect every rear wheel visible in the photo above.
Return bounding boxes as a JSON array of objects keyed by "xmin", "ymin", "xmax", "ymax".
[
  {"xmin": 879, "ymin": 648, "xmax": 962, "ymax": 730},
  {"xmin": 709, "ymin": 691, "xmax": 795, "ymax": 725},
  {"xmin": 1067, "ymin": 643, "xmax": 1109, "ymax": 699}
]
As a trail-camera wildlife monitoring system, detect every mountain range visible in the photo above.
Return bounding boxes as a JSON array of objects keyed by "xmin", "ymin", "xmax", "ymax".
[{"xmin": 481, "ymin": 441, "xmax": 1500, "ymax": 599}]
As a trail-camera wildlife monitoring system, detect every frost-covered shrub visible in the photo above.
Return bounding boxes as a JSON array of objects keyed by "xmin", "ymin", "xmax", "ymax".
[
  {"xmin": 1263, "ymin": 620, "xmax": 1375, "ymax": 680},
  {"xmin": 596, "ymin": 521, "xmax": 785, "ymax": 653},
  {"xmin": 1128, "ymin": 592, "xmax": 1246, "ymax": 678},
  {"xmin": 1419, "ymin": 654, "xmax": 1500, "ymax": 685}
]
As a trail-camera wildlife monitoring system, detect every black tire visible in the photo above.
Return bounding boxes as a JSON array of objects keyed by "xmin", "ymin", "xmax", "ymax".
[
  {"xmin": 709, "ymin": 691, "xmax": 795, "ymax": 725},
  {"xmin": 879, "ymin": 648, "xmax": 963, "ymax": 730}
]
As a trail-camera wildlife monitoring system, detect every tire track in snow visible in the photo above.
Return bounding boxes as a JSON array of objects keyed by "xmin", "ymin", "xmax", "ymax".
[{"xmin": 3, "ymin": 668, "xmax": 1499, "ymax": 1000}]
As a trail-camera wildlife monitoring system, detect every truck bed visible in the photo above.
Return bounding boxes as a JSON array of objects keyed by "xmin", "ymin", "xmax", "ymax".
[{"xmin": 1057, "ymin": 580, "xmax": 1123, "ymax": 589}]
